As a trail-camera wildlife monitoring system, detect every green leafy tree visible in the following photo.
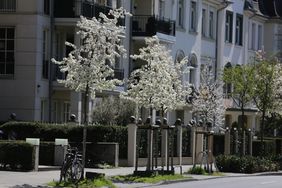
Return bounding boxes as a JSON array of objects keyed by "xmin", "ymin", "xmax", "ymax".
[
  {"xmin": 222, "ymin": 64, "xmax": 256, "ymax": 154},
  {"xmin": 253, "ymin": 50, "xmax": 282, "ymax": 155}
]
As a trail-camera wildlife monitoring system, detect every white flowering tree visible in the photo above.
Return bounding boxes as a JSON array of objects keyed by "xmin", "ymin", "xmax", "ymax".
[
  {"xmin": 52, "ymin": 8, "xmax": 129, "ymax": 175},
  {"xmin": 123, "ymin": 36, "xmax": 191, "ymax": 121},
  {"xmin": 192, "ymin": 63, "xmax": 225, "ymax": 130}
]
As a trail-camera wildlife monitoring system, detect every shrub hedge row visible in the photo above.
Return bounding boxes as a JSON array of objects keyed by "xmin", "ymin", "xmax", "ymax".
[
  {"xmin": 0, "ymin": 121, "xmax": 128, "ymax": 159},
  {"xmin": 0, "ymin": 141, "xmax": 35, "ymax": 171},
  {"xmin": 215, "ymin": 155, "xmax": 279, "ymax": 173}
]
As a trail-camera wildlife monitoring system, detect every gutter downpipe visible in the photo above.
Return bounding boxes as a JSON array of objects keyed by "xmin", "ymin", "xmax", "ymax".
[
  {"xmin": 48, "ymin": 0, "xmax": 55, "ymax": 122},
  {"xmin": 215, "ymin": 0, "xmax": 232, "ymax": 80}
]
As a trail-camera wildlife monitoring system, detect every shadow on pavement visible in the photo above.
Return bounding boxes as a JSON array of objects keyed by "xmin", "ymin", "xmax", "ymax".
[
  {"xmin": 38, "ymin": 166, "xmax": 60, "ymax": 172},
  {"xmin": 10, "ymin": 185, "xmax": 49, "ymax": 188}
]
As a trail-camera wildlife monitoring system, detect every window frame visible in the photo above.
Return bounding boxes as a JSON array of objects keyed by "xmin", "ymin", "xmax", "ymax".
[
  {"xmin": 42, "ymin": 29, "xmax": 49, "ymax": 79},
  {"xmin": 235, "ymin": 14, "xmax": 243, "ymax": 46},
  {"xmin": 177, "ymin": 0, "xmax": 185, "ymax": 28},
  {"xmin": 202, "ymin": 8, "xmax": 207, "ymax": 37},
  {"xmin": 209, "ymin": 10, "xmax": 214, "ymax": 39},
  {"xmin": 225, "ymin": 11, "xmax": 233, "ymax": 43},
  {"xmin": 257, "ymin": 24, "xmax": 262, "ymax": 50},
  {"xmin": 190, "ymin": 1, "xmax": 197, "ymax": 32},
  {"xmin": 44, "ymin": 0, "xmax": 50, "ymax": 15},
  {"xmin": 0, "ymin": 26, "xmax": 15, "ymax": 78},
  {"xmin": 251, "ymin": 23, "xmax": 256, "ymax": 50}
]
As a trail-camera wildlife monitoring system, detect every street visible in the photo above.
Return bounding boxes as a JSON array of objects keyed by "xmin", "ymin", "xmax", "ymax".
[{"xmin": 153, "ymin": 176, "xmax": 282, "ymax": 188}]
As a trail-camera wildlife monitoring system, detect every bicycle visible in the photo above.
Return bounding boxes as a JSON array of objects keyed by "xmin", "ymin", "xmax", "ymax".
[
  {"xmin": 195, "ymin": 150, "xmax": 218, "ymax": 173},
  {"xmin": 59, "ymin": 146, "xmax": 83, "ymax": 183}
]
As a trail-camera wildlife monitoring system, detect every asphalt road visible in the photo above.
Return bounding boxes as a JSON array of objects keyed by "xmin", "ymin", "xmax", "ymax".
[{"xmin": 153, "ymin": 176, "xmax": 282, "ymax": 188}]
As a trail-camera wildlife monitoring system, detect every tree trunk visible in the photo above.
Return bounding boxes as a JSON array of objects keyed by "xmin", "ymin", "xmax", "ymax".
[
  {"xmin": 240, "ymin": 102, "xmax": 245, "ymax": 156},
  {"xmin": 82, "ymin": 85, "xmax": 89, "ymax": 178},
  {"xmin": 260, "ymin": 109, "xmax": 266, "ymax": 156}
]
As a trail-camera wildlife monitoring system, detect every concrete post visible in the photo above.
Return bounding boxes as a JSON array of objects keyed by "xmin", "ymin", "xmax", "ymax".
[
  {"xmin": 127, "ymin": 120, "xmax": 137, "ymax": 167},
  {"xmin": 234, "ymin": 129, "xmax": 239, "ymax": 155},
  {"xmin": 26, "ymin": 138, "xmax": 40, "ymax": 171},
  {"xmin": 224, "ymin": 128, "xmax": 231, "ymax": 155},
  {"xmin": 249, "ymin": 130, "xmax": 253, "ymax": 155},
  {"xmin": 54, "ymin": 139, "xmax": 68, "ymax": 166},
  {"xmin": 177, "ymin": 125, "xmax": 183, "ymax": 164},
  {"xmin": 207, "ymin": 134, "xmax": 214, "ymax": 173},
  {"xmin": 191, "ymin": 127, "xmax": 196, "ymax": 165},
  {"xmin": 242, "ymin": 131, "xmax": 246, "ymax": 155}
]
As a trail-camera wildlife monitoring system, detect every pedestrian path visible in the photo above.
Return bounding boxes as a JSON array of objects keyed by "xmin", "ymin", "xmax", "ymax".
[{"xmin": 0, "ymin": 165, "xmax": 281, "ymax": 188}]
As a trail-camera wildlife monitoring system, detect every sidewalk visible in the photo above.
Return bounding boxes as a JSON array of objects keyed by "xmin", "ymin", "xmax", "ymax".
[{"xmin": 0, "ymin": 165, "xmax": 281, "ymax": 188}]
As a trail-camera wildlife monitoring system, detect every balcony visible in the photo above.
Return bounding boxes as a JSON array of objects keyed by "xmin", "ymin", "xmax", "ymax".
[
  {"xmin": 132, "ymin": 15, "xmax": 175, "ymax": 37},
  {"xmin": 0, "ymin": 0, "xmax": 16, "ymax": 12},
  {"xmin": 54, "ymin": 0, "xmax": 111, "ymax": 18}
]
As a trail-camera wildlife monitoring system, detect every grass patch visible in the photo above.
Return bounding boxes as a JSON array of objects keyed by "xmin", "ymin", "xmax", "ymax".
[
  {"xmin": 186, "ymin": 166, "xmax": 225, "ymax": 176},
  {"xmin": 48, "ymin": 178, "xmax": 115, "ymax": 188},
  {"xmin": 112, "ymin": 174, "xmax": 187, "ymax": 184}
]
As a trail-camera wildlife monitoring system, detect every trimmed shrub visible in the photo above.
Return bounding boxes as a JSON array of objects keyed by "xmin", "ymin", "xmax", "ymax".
[
  {"xmin": 188, "ymin": 166, "xmax": 206, "ymax": 175},
  {"xmin": 0, "ymin": 141, "xmax": 35, "ymax": 171},
  {"xmin": 215, "ymin": 155, "xmax": 279, "ymax": 174},
  {"xmin": 0, "ymin": 122, "xmax": 128, "ymax": 159},
  {"xmin": 252, "ymin": 140, "xmax": 276, "ymax": 157}
]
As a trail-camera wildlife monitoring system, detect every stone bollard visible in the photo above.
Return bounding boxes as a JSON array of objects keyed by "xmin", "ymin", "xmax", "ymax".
[
  {"xmin": 26, "ymin": 138, "xmax": 40, "ymax": 171},
  {"xmin": 127, "ymin": 116, "xmax": 137, "ymax": 167},
  {"xmin": 224, "ymin": 127, "xmax": 231, "ymax": 155},
  {"xmin": 54, "ymin": 139, "xmax": 68, "ymax": 166}
]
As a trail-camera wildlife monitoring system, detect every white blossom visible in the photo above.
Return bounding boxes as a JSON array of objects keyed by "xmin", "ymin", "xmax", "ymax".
[
  {"xmin": 52, "ymin": 8, "xmax": 129, "ymax": 99},
  {"xmin": 192, "ymin": 63, "xmax": 225, "ymax": 128},
  {"xmin": 122, "ymin": 36, "xmax": 191, "ymax": 112}
]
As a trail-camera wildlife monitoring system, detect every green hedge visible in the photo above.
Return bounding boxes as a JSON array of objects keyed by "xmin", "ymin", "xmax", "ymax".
[
  {"xmin": 0, "ymin": 121, "xmax": 128, "ymax": 159},
  {"xmin": 0, "ymin": 141, "xmax": 35, "ymax": 171},
  {"xmin": 39, "ymin": 142, "xmax": 55, "ymax": 165},
  {"xmin": 252, "ymin": 140, "xmax": 276, "ymax": 156},
  {"xmin": 215, "ymin": 155, "xmax": 279, "ymax": 173}
]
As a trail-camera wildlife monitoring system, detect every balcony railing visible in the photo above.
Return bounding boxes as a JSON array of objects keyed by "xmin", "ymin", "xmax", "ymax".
[
  {"xmin": 54, "ymin": 0, "xmax": 111, "ymax": 18},
  {"xmin": 0, "ymin": 0, "xmax": 16, "ymax": 12},
  {"xmin": 132, "ymin": 15, "xmax": 175, "ymax": 37}
]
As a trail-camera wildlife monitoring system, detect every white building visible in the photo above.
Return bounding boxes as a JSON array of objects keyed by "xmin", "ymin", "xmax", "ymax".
[{"xmin": 0, "ymin": 0, "xmax": 281, "ymax": 130}]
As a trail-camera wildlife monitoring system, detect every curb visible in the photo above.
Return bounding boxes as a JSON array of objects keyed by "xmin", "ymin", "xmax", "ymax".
[{"xmin": 113, "ymin": 171, "xmax": 282, "ymax": 188}]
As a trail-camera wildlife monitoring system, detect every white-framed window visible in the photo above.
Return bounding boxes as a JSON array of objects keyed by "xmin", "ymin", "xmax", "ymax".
[
  {"xmin": 159, "ymin": 0, "xmax": 165, "ymax": 18},
  {"xmin": 202, "ymin": 8, "xmax": 206, "ymax": 37},
  {"xmin": 0, "ymin": 0, "xmax": 16, "ymax": 12},
  {"xmin": 223, "ymin": 62, "xmax": 232, "ymax": 98},
  {"xmin": 177, "ymin": 0, "xmax": 185, "ymax": 28},
  {"xmin": 251, "ymin": 23, "xmax": 256, "ymax": 50},
  {"xmin": 209, "ymin": 10, "xmax": 214, "ymax": 38},
  {"xmin": 257, "ymin": 24, "xmax": 262, "ymax": 50},
  {"xmin": 63, "ymin": 101, "xmax": 70, "ymax": 123},
  {"xmin": 41, "ymin": 99, "xmax": 48, "ymax": 122},
  {"xmin": 42, "ymin": 29, "xmax": 49, "ymax": 79},
  {"xmin": 188, "ymin": 54, "xmax": 197, "ymax": 85},
  {"xmin": 225, "ymin": 11, "xmax": 233, "ymax": 43},
  {"xmin": 0, "ymin": 27, "xmax": 15, "ymax": 77},
  {"xmin": 190, "ymin": 1, "xmax": 197, "ymax": 32},
  {"xmin": 235, "ymin": 14, "xmax": 243, "ymax": 45},
  {"xmin": 44, "ymin": 0, "xmax": 50, "ymax": 15},
  {"xmin": 52, "ymin": 101, "xmax": 59, "ymax": 123}
]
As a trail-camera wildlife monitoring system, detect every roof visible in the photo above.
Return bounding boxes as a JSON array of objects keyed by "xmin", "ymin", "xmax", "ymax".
[{"xmin": 244, "ymin": 0, "xmax": 282, "ymax": 19}]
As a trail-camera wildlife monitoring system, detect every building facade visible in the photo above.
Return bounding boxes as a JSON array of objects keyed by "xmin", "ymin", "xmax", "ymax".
[{"xmin": 0, "ymin": 0, "xmax": 281, "ymax": 131}]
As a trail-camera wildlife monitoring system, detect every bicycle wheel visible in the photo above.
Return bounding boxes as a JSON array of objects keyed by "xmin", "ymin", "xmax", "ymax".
[
  {"xmin": 71, "ymin": 161, "xmax": 83, "ymax": 183},
  {"xmin": 63, "ymin": 163, "xmax": 73, "ymax": 182}
]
